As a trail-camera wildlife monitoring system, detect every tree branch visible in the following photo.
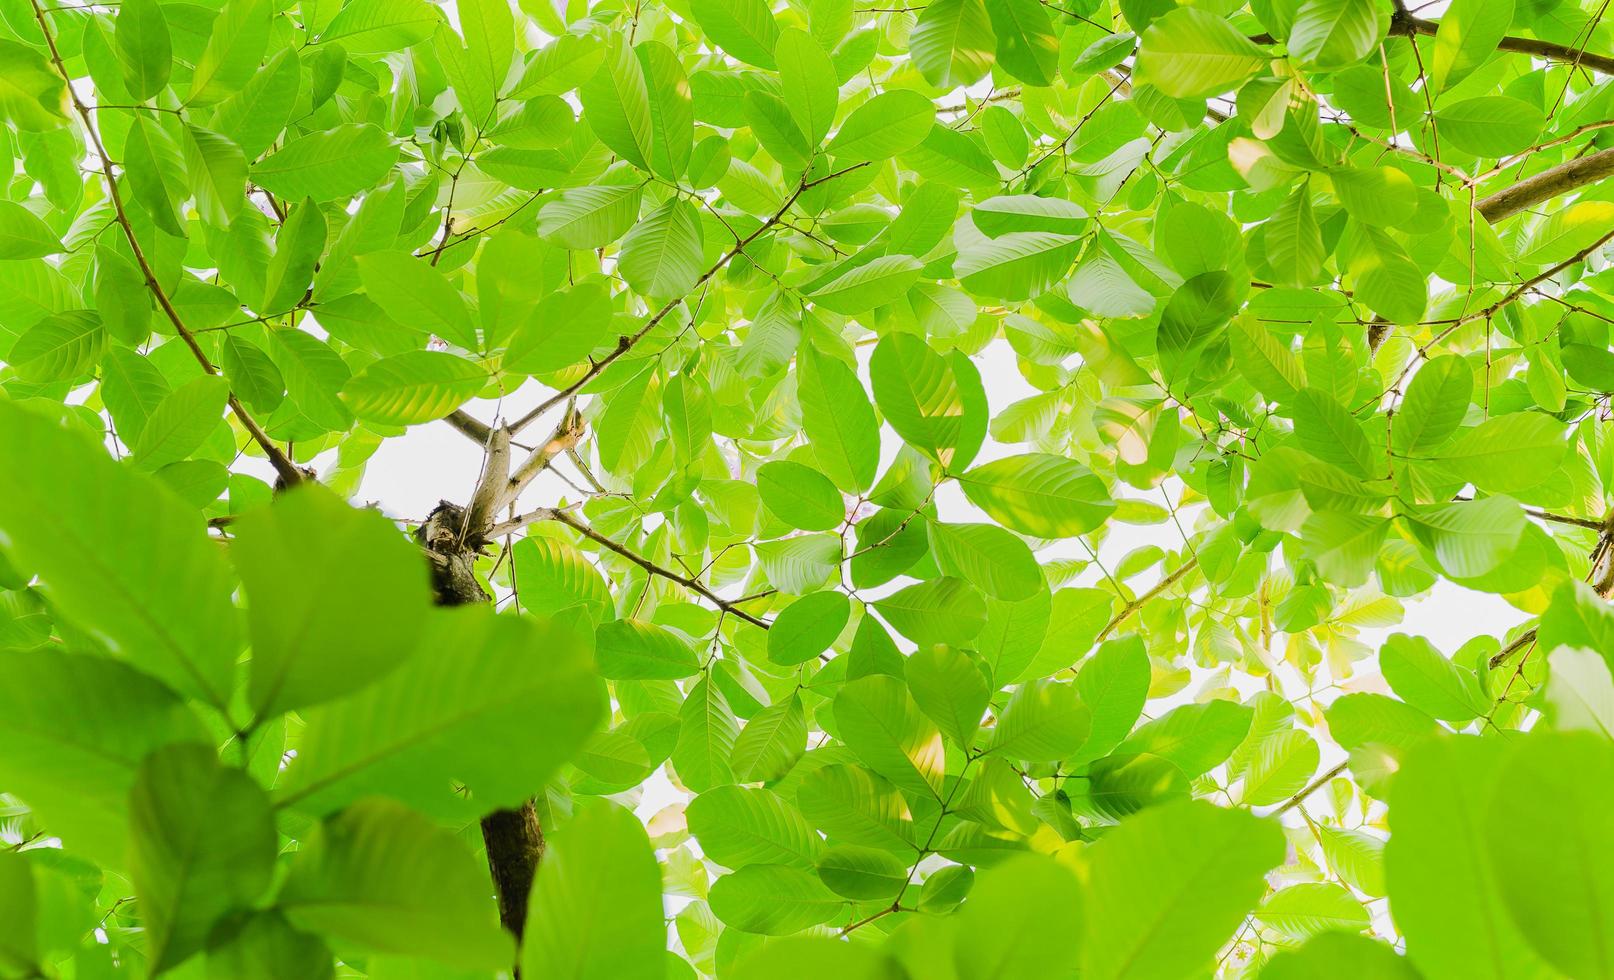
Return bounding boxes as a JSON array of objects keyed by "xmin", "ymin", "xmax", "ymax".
[
  {"xmin": 443, "ymin": 409, "xmax": 492, "ymax": 445},
  {"xmin": 1476, "ymin": 147, "xmax": 1614, "ymax": 223},
  {"xmin": 507, "ymin": 162, "xmax": 870, "ymax": 436},
  {"xmin": 28, "ymin": 0, "xmax": 305, "ymax": 488},
  {"xmin": 1095, "ymin": 556, "xmax": 1200, "ymax": 644},
  {"xmin": 1274, "ymin": 760, "xmax": 1350, "ymax": 814},
  {"xmin": 463, "ymin": 425, "xmax": 511, "ymax": 544},
  {"xmin": 1388, "ymin": 12, "xmax": 1614, "ymax": 76},
  {"xmin": 503, "ymin": 407, "xmax": 586, "ymax": 509},
  {"xmin": 543, "ymin": 510, "xmax": 772, "ymax": 630}
]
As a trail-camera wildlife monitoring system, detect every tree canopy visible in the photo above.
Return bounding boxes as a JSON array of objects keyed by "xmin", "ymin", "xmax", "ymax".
[{"xmin": 2, "ymin": 0, "xmax": 1614, "ymax": 976}]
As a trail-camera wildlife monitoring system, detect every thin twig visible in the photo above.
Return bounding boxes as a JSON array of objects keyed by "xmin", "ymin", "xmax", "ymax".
[{"xmin": 28, "ymin": 0, "xmax": 304, "ymax": 487}]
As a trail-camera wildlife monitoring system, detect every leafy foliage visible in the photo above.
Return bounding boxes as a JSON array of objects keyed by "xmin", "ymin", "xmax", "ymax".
[{"xmin": 1, "ymin": 0, "xmax": 1613, "ymax": 976}]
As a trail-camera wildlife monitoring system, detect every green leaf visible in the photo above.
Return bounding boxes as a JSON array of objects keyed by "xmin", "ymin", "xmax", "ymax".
[
  {"xmin": 907, "ymin": 643, "xmax": 989, "ymax": 749},
  {"xmin": 341, "ymin": 351, "xmax": 488, "ymax": 424},
  {"xmin": 0, "ymin": 201, "xmax": 62, "ymax": 259},
  {"xmin": 0, "ymin": 854, "xmax": 35, "ymax": 977},
  {"xmin": 956, "ymin": 231, "xmax": 1082, "ymax": 301},
  {"xmin": 827, "ymin": 90, "xmax": 934, "ymax": 161},
  {"xmin": 262, "ymin": 197, "xmax": 327, "ymax": 313},
  {"xmin": 1331, "ymin": 166, "xmax": 1418, "ymax": 228},
  {"xmin": 596, "ymin": 618, "xmax": 701, "ymax": 679},
  {"xmin": 1082, "ymin": 800, "xmax": 1285, "ymax": 980},
  {"xmin": 1264, "ymin": 186, "xmax": 1324, "ymax": 287},
  {"xmin": 0, "ymin": 401, "xmax": 240, "ymax": 707},
  {"xmin": 280, "ymin": 798, "xmax": 514, "ymax": 970},
  {"xmin": 1390, "ymin": 736, "xmax": 1546, "ymax": 978},
  {"xmin": 537, "ymin": 184, "xmax": 644, "ymax": 249},
  {"xmin": 1301, "ymin": 511, "xmax": 1393, "ymax": 588},
  {"xmin": 797, "ymin": 763, "xmax": 915, "ymax": 851},
  {"xmin": 115, "ymin": 0, "xmax": 173, "ymax": 100},
  {"xmin": 233, "ymin": 484, "xmax": 433, "ymax": 718},
  {"xmin": 639, "ymin": 40, "xmax": 693, "ymax": 179},
  {"xmin": 910, "ymin": 0, "xmax": 995, "ymax": 87},
  {"xmin": 1135, "ymin": 7, "xmax": 1269, "ymax": 100},
  {"xmin": 1293, "ymin": 390, "xmax": 1376, "ymax": 478},
  {"xmin": 797, "ymin": 343, "xmax": 880, "ymax": 493},
  {"xmin": 253, "ymin": 124, "xmax": 399, "ymax": 202},
  {"xmin": 1118, "ymin": 700, "xmax": 1254, "ymax": 777},
  {"xmin": 1240, "ymin": 729, "xmax": 1320, "ymax": 805},
  {"xmin": 690, "ymin": 0, "xmax": 781, "ymax": 68},
  {"xmin": 758, "ymin": 459, "xmax": 845, "ymax": 531},
  {"xmin": 1428, "ymin": 412, "xmax": 1568, "ymax": 492},
  {"xmin": 776, "ymin": 28, "xmax": 837, "ymax": 145},
  {"xmin": 815, "ymin": 844, "xmax": 907, "ymax": 901},
  {"xmin": 1542, "ymin": 647, "xmax": 1614, "ymax": 737},
  {"xmin": 710, "ymin": 865, "xmax": 844, "ymax": 934},
  {"xmin": 1434, "ymin": 96, "xmax": 1545, "ymax": 157},
  {"xmin": 204, "ymin": 911, "xmax": 335, "ymax": 980},
  {"xmin": 266, "ymin": 327, "xmax": 355, "ymax": 433},
  {"xmin": 810, "ymin": 254, "xmax": 923, "ymax": 314},
  {"xmin": 183, "ymin": 126, "xmax": 248, "ymax": 227},
  {"xmin": 768, "ymin": 590, "xmax": 850, "ymax": 666},
  {"xmin": 131, "ymin": 374, "xmax": 228, "ymax": 470},
  {"xmin": 954, "ymin": 854, "xmax": 1084, "ymax": 978},
  {"xmin": 874, "ymin": 576, "xmax": 987, "ymax": 646},
  {"xmin": 1072, "ymin": 636, "xmax": 1150, "ymax": 764},
  {"xmin": 673, "ymin": 675, "xmax": 741, "ymax": 792},
  {"xmin": 1519, "ymin": 201, "xmax": 1614, "ymax": 266},
  {"xmin": 0, "ymin": 40, "xmax": 70, "ymax": 132},
  {"xmin": 733, "ymin": 938, "xmax": 908, "ymax": 980},
  {"xmin": 619, "ymin": 199, "xmax": 704, "ymax": 299},
  {"xmin": 0, "ymin": 648, "xmax": 209, "ymax": 866},
  {"xmin": 188, "ymin": 0, "xmax": 271, "ymax": 103},
  {"xmin": 1263, "ymin": 933, "xmax": 1419, "ymax": 980},
  {"xmin": 1379, "ymin": 632, "xmax": 1488, "ymax": 722},
  {"xmin": 688, "ymin": 785, "xmax": 823, "ymax": 869},
  {"xmin": 130, "ymin": 745, "xmax": 276, "ymax": 973},
  {"xmin": 1393, "ymin": 354, "xmax": 1471, "ymax": 453},
  {"xmin": 957, "ymin": 453, "xmax": 1116, "ymax": 538},
  {"xmin": 870, "ymin": 333, "xmax": 979, "ymax": 465},
  {"xmin": 1288, "ymin": 0, "xmax": 1382, "ymax": 71},
  {"xmin": 10, "ymin": 310, "xmax": 105, "ymax": 382},
  {"xmin": 929, "ymin": 522, "xmax": 1042, "ymax": 601},
  {"xmin": 1485, "ymin": 732, "xmax": 1614, "ymax": 979},
  {"xmin": 580, "ymin": 37, "xmax": 654, "ymax": 171},
  {"xmin": 731, "ymin": 695, "xmax": 808, "ymax": 782},
  {"xmin": 834, "ymin": 674, "xmax": 947, "ymax": 800},
  {"xmin": 746, "ymin": 87, "xmax": 812, "ymax": 169},
  {"xmin": 987, "ymin": 679, "xmax": 1091, "ymax": 762},
  {"xmin": 318, "ymin": 0, "xmax": 440, "ymax": 53},
  {"xmin": 278, "ymin": 606, "xmax": 604, "ymax": 814},
  {"xmin": 503, "ymin": 281, "xmax": 614, "ymax": 374},
  {"xmin": 459, "ymin": 0, "xmax": 514, "ymax": 107},
  {"xmin": 1255, "ymin": 882, "xmax": 1370, "ymax": 940},
  {"xmin": 1432, "ymin": 0, "xmax": 1516, "ymax": 92},
  {"xmin": 356, "ymin": 250, "xmax": 477, "ymax": 350},
  {"xmin": 985, "ymin": 0, "xmax": 1058, "ymax": 86},
  {"xmin": 523, "ymin": 803, "xmax": 667, "ymax": 980}
]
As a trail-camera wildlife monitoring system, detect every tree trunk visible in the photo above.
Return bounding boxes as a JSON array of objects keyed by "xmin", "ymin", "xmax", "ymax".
[{"xmin": 416, "ymin": 501, "xmax": 545, "ymax": 952}]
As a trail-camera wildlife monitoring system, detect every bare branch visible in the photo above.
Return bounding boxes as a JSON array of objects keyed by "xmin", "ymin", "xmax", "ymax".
[
  {"xmin": 463, "ymin": 425, "xmax": 511, "ymax": 544},
  {"xmin": 503, "ymin": 406, "xmax": 586, "ymax": 509},
  {"xmin": 1389, "ymin": 12, "xmax": 1614, "ymax": 76},
  {"xmin": 1477, "ymin": 147, "xmax": 1614, "ymax": 223},
  {"xmin": 443, "ymin": 409, "xmax": 492, "ymax": 445}
]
